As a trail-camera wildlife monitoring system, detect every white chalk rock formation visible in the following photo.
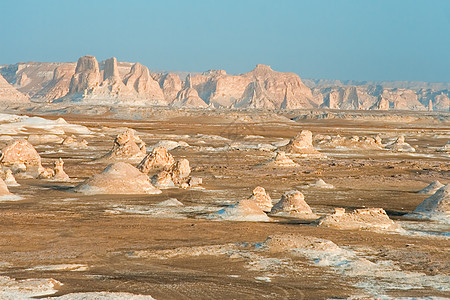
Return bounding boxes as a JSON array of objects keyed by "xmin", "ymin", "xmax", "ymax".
[
  {"xmin": 52, "ymin": 158, "xmax": 70, "ymax": 181},
  {"xmin": 124, "ymin": 62, "xmax": 165, "ymax": 104},
  {"xmin": 248, "ymin": 186, "xmax": 273, "ymax": 212},
  {"xmin": 408, "ymin": 185, "xmax": 449, "ymax": 222},
  {"xmin": 137, "ymin": 147, "xmax": 175, "ymax": 173},
  {"xmin": 101, "ymin": 129, "xmax": 146, "ymax": 162},
  {"xmin": 270, "ymin": 190, "xmax": 318, "ymax": 220},
  {"xmin": 0, "ymin": 73, "xmax": 29, "ymax": 102},
  {"xmin": 156, "ymin": 198, "xmax": 184, "ymax": 207},
  {"xmin": 385, "ymin": 136, "xmax": 415, "ymax": 152},
  {"xmin": 0, "ymin": 139, "xmax": 44, "ymax": 177},
  {"xmin": 417, "ymin": 180, "xmax": 445, "ymax": 194},
  {"xmin": 154, "ymin": 159, "xmax": 191, "ymax": 188},
  {"xmin": 211, "ymin": 197, "xmax": 271, "ymax": 222},
  {"xmin": 61, "ymin": 135, "xmax": 88, "ymax": 148},
  {"xmin": 154, "ymin": 73, "xmax": 183, "ymax": 103},
  {"xmin": 68, "ymin": 55, "xmax": 101, "ymax": 95},
  {"xmin": 279, "ymin": 130, "xmax": 326, "ymax": 158},
  {"xmin": 311, "ymin": 178, "xmax": 334, "ymax": 189},
  {"xmin": 318, "ymin": 208, "xmax": 402, "ymax": 232},
  {"xmin": 4, "ymin": 169, "xmax": 19, "ymax": 186},
  {"xmin": 0, "ymin": 177, "xmax": 12, "ymax": 196},
  {"xmin": 34, "ymin": 64, "xmax": 76, "ymax": 101},
  {"xmin": 262, "ymin": 151, "xmax": 299, "ymax": 167},
  {"xmin": 74, "ymin": 162, "xmax": 161, "ymax": 195},
  {"xmin": 171, "ymin": 86, "xmax": 208, "ymax": 108},
  {"xmin": 260, "ymin": 233, "xmax": 338, "ymax": 253}
]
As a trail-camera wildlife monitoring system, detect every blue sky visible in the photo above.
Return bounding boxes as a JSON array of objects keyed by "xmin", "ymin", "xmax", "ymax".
[{"xmin": 1, "ymin": 0, "xmax": 449, "ymax": 82}]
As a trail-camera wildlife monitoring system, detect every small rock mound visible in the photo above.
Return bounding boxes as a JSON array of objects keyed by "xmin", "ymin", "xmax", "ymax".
[
  {"xmin": 52, "ymin": 158, "xmax": 70, "ymax": 181},
  {"xmin": 318, "ymin": 208, "xmax": 402, "ymax": 232},
  {"xmin": 137, "ymin": 147, "xmax": 175, "ymax": 173},
  {"xmin": 0, "ymin": 177, "xmax": 12, "ymax": 196},
  {"xmin": 386, "ymin": 136, "xmax": 415, "ymax": 152},
  {"xmin": 4, "ymin": 169, "xmax": 19, "ymax": 186},
  {"xmin": 260, "ymin": 233, "xmax": 339, "ymax": 253},
  {"xmin": 262, "ymin": 151, "xmax": 299, "ymax": 167},
  {"xmin": 278, "ymin": 130, "xmax": 326, "ymax": 158},
  {"xmin": 269, "ymin": 190, "xmax": 318, "ymax": 220},
  {"xmin": 417, "ymin": 180, "xmax": 445, "ymax": 194},
  {"xmin": 248, "ymin": 186, "xmax": 273, "ymax": 212},
  {"xmin": 408, "ymin": 185, "xmax": 449, "ymax": 222},
  {"xmin": 316, "ymin": 134, "xmax": 383, "ymax": 150},
  {"xmin": 74, "ymin": 162, "xmax": 161, "ymax": 195},
  {"xmin": 61, "ymin": 135, "xmax": 88, "ymax": 148},
  {"xmin": 154, "ymin": 159, "xmax": 193, "ymax": 188},
  {"xmin": 210, "ymin": 198, "xmax": 271, "ymax": 222},
  {"xmin": 0, "ymin": 139, "xmax": 44, "ymax": 178},
  {"xmin": 156, "ymin": 198, "xmax": 184, "ymax": 207},
  {"xmin": 310, "ymin": 178, "xmax": 334, "ymax": 189},
  {"xmin": 100, "ymin": 129, "xmax": 146, "ymax": 162}
]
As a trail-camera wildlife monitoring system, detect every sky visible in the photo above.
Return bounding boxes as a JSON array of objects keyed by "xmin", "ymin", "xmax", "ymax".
[{"xmin": 1, "ymin": 0, "xmax": 449, "ymax": 82}]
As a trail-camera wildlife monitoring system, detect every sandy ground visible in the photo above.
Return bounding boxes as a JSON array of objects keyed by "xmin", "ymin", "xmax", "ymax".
[{"xmin": 0, "ymin": 106, "xmax": 449, "ymax": 299}]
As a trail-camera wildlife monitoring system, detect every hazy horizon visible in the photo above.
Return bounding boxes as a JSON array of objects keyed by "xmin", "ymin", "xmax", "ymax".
[{"xmin": 1, "ymin": 0, "xmax": 449, "ymax": 83}]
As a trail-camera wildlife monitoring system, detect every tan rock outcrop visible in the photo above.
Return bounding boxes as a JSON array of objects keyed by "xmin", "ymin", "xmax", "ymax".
[
  {"xmin": 0, "ymin": 73, "xmax": 29, "ymax": 102},
  {"xmin": 68, "ymin": 55, "xmax": 101, "ymax": 95},
  {"xmin": 409, "ymin": 185, "xmax": 449, "ymax": 222},
  {"xmin": 386, "ymin": 136, "xmax": 415, "ymax": 152},
  {"xmin": 136, "ymin": 147, "xmax": 175, "ymax": 174},
  {"xmin": 269, "ymin": 190, "xmax": 318, "ymax": 220},
  {"xmin": 318, "ymin": 208, "xmax": 402, "ymax": 232},
  {"xmin": 417, "ymin": 180, "xmax": 445, "ymax": 195},
  {"xmin": 61, "ymin": 135, "xmax": 88, "ymax": 148},
  {"xmin": 124, "ymin": 63, "xmax": 165, "ymax": 104},
  {"xmin": 0, "ymin": 139, "xmax": 44, "ymax": 177},
  {"xmin": 209, "ymin": 197, "xmax": 271, "ymax": 222},
  {"xmin": 4, "ymin": 169, "xmax": 19, "ymax": 186},
  {"xmin": 278, "ymin": 130, "xmax": 326, "ymax": 158},
  {"xmin": 154, "ymin": 159, "xmax": 193, "ymax": 188},
  {"xmin": 261, "ymin": 151, "xmax": 299, "ymax": 167},
  {"xmin": 154, "ymin": 73, "xmax": 183, "ymax": 104},
  {"xmin": 74, "ymin": 162, "xmax": 161, "ymax": 195},
  {"xmin": 171, "ymin": 86, "xmax": 208, "ymax": 108},
  {"xmin": 52, "ymin": 158, "xmax": 70, "ymax": 181},
  {"xmin": 34, "ymin": 64, "xmax": 76, "ymax": 101},
  {"xmin": 100, "ymin": 129, "xmax": 146, "ymax": 162},
  {"xmin": 247, "ymin": 186, "xmax": 272, "ymax": 212},
  {"xmin": 0, "ymin": 177, "xmax": 12, "ymax": 196}
]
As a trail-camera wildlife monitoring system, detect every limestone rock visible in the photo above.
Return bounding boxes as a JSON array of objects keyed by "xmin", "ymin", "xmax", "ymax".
[
  {"xmin": 318, "ymin": 208, "xmax": 402, "ymax": 232},
  {"xmin": 124, "ymin": 63, "xmax": 165, "ymax": 104},
  {"xmin": 386, "ymin": 136, "xmax": 415, "ymax": 152},
  {"xmin": 33, "ymin": 64, "xmax": 76, "ymax": 101},
  {"xmin": 171, "ymin": 87, "xmax": 208, "ymax": 108},
  {"xmin": 260, "ymin": 233, "xmax": 338, "ymax": 253},
  {"xmin": 0, "ymin": 139, "xmax": 44, "ymax": 177},
  {"xmin": 210, "ymin": 197, "xmax": 271, "ymax": 222},
  {"xmin": 262, "ymin": 151, "xmax": 299, "ymax": 167},
  {"xmin": 0, "ymin": 177, "xmax": 12, "ymax": 196},
  {"xmin": 417, "ymin": 180, "xmax": 445, "ymax": 194},
  {"xmin": 247, "ymin": 186, "xmax": 272, "ymax": 212},
  {"xmin": 52, "ymin": 158, "xmax": 70, "ymax": 181},
  {"xmin": 136, "ymin": 146, "xmax": 175, "ymax": 174},
  {"xmin": 270, "ymin": 190, "xmax": 318, "ymax": 220},
  {"xmin": 100, "ymin": 129, "xmax": 146, "ymax": 162},
  {"xmin": 0, "ymin": 73, "xmax": 29, "ymax": 102},
  {"xmin": 278, "ymin": 130, "xmax": 326, "ymax": 158},
  {"xmin": 155, "ymin": 159, "xmax": 191, "ymax": 188},
  {"xmin": 68, "ymin": 55, "xmax": 101, "ymax": 95},
  {"xmin": 4, "ymin": 169, "xmax": 19, "ymax": 186},
  {"xmin": 61, "ymin": 135, "xmax": 88, "ymax": 148},
  {"xmin": 408, "ymin": 185, "xmax": 449, "ymax": 222},
  {"xmin": 74, "ymin": 162, "xmax": 161, "ymax": 195},
  {"xmin": 153, "ymin": 73, "xmax": 183, "ymax": 104},
  {"xmin": 311, "ymin": 178, "xmax": 334, "ymax": 189}
]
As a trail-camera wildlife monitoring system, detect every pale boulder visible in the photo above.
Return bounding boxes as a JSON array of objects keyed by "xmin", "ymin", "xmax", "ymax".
[{"xmin": 270, "ymin": 190, "xmax": 318, "ymax": 220}]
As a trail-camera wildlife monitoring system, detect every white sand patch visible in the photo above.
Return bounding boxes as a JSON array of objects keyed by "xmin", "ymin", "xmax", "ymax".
[
  {"xmin": 25, "ymin": 264, "xmax": 88, "ymax": 272},
  {"xmin": 0, "ymin": 275, "xmax": 60, "ymax": 298},
  {"xmin": 0, "ymin": 194, "xmax": 23, "ymax": 201}
]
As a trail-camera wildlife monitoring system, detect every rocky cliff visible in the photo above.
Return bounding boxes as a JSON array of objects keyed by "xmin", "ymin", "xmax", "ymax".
[
  {"xmin": 1, "ymin": 56, "xmax": 449, "ymax": 111},
  {"xmin": 0, "ymin": 73, "xmax": 29, "ymax": 102}
]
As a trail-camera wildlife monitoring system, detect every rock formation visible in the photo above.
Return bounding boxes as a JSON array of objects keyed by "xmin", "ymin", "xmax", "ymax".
[
  {"xmin": 153, "ymin": 73, "xmax": 183, "ymax": 103},
  {"xmin": 261, "ymin": 233, "xmax": 338, "ymax": 253},
  {"xmin": 210, "ymin": 197, "xmax": 271, "ymax": 222},
  {"xmin": 318, "ymin": 208, "xmax": 402, "ymax": 232},
  {"xmin": 52, "ymin": 158, "xmax": 70, "ymax": 181},
  {"xmin": 0, "ymin": 177, "xmax": 12, "ymax": 196},
  {"xmin": 316, "ymin": 134, "xmax": 383, "ymax": 150},
  {"xmin": 0, "ymin": 73, "xmax": 29, "ymax": 102},
  {"xmin": 385, "ymin": 136, "xmax": 415, "ymax": 152},
  {"xmin": 68, "ymin": 55, "xmax": 101, "ymax": 95},
  {"xmin": 137, "ymin": 147, "xmax": 175, "ymax": 173},
  {"xmin": 417, "ymin": 180, "xmax": 445, "ymax": 195},
  {"xmin": 100, "ymin": 129, "xmax": 146, "ymax": 162},
  {"xmin": 154, "ymin": 159, "xmax": 191, "ymax": 188},
  {"xmin": 311, "ymin": 178, "xmax": 334, "ymax": 189},
  {"xmin": 261, "ymin": 151, "xmax": 299, "ymax": 167},
  {"xmin": 247, "ymin": 186, "xmax": 273, "ymax": 212},
  {"xmin": 171, "ymin": 86, "xmax": 208, "ymax": 108},
  {"xmin": 61, "ymin": 135, "xmax": 88, "ymax": 148},
  {"xmin": 4, "ymin": 169, "xmax": 19, "ymax": 186},
  {"xmin": 33, "ymin": 64, "xmax": 76, "ymax": 101},
  {"xmin": 278, "ymin": 130, "xmax": 326, "ymax": 158},
  {"xmin": 0, "ymin": 139, "xmax": 44, "ymax": 177},
  {"xmin": 124, "ymin": 63, "xmax": 165, "ymax": 104},
  {"xmin": 269, "ymin": 190, "xmax": 318, "ymax": 220},
  {"xmin": 408, "ymin": 185, "xmax": 449, "ymax": 222},
  {"xmin": 74, "ymin": 162, "xmax": 161, "ymax": 195}
]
